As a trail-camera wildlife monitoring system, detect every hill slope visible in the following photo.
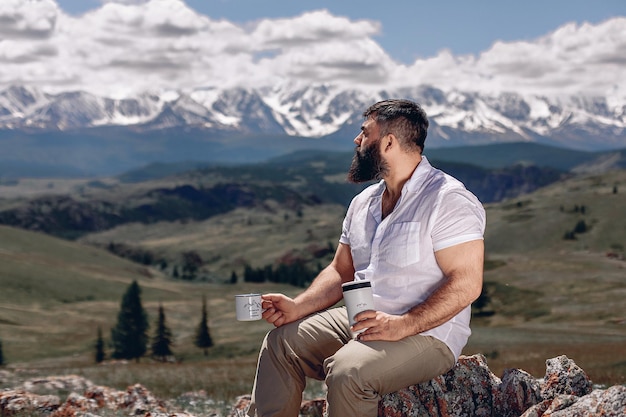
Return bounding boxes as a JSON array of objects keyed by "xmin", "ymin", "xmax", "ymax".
[
  {"xmin": 471, "ymin": 169, "xmax": 626, "ymax": 381},
  {"xmin": 0, "ymin": 225, "xmax": 296, "ymax": 364},
  {"xmin": 484, "ymin": 169, "xmax": 626, "ymax": 255},
  {"xmin": 426, "ymin": 142, "xmax": 599, "ymax": 170}
]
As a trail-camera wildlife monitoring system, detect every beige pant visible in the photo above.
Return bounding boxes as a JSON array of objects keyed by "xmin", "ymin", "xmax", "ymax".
[{"xmin": 247, "ymin": 307, "xmax": 455, "ymax": 417}]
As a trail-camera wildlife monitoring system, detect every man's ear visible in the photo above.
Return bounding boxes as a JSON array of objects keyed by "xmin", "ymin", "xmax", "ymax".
[{"xmin": 383, "ymin": 133, "xmax": 395, "ymax": 152}]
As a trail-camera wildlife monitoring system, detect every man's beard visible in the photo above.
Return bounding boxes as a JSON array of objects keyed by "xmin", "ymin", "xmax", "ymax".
[{"xmin": 347, "ymin": 142, "xmax": 389, "ymax": 183}]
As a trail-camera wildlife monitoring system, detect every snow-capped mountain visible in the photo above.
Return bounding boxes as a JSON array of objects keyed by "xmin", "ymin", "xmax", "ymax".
[{"xmin": 0, "ymin": 84, "xmax": 624, "ymax": 151}]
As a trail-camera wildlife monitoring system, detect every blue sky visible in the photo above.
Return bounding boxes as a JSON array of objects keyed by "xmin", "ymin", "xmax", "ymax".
[{"xmin": 55, "ymin": 0, "xmax": 626, "ymax": 63}]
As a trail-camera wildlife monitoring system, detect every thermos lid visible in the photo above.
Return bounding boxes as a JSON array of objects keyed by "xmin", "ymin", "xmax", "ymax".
[{"xmin": 342, "ymin": 280, "xmax": 371, "ymax": 291}]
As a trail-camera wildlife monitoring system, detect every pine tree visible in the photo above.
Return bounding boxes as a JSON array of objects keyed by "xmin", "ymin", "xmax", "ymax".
[
  {"xmin": 574, "ymin": 219, "xmax": 588, "ymax": 234},
  {"xmin": 95, "ymin": 326, "xmax": 105, "ymax": 363},
  {"xmin": 111, "ymin": 280, "xmax": 149, "ymax": 362},
  {"xmin": 194, "ymin": 295, "xmax": 214, "ymax": 356},
  {"xmin": 0, "ymin": 337, "xmax": 4, "ymax": 366},
  {"xmin": 151, "ymin": 303, "xmax": 174, "ymax": 362}
]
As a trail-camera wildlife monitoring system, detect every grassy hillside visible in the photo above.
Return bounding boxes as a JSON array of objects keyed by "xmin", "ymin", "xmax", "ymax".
[
  {"xmin": 1, "ymin": 168, "xmax": 625, "ymax": 394},
  {"xmin": 0, "ymin": 225, "xmax": 303, "ymax": 366},
  {"xmin": 468, "ymin": 169, "xmax": 626, "ymax": 382},
  {"xmin": 79, "ymin": 203, "xmax": 345, "ymax": 280},
  {"xmin": 485, "ymin": 169, "xmax": 626, "ymax": 254}
]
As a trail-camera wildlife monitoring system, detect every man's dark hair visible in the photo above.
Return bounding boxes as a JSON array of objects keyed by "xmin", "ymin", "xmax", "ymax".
[{"xmin": 363, "ymin": 99, "xmax": 429, "ymax": 152}]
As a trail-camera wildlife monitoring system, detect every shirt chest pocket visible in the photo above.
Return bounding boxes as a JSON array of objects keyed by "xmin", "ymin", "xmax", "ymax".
[{"xmin": 380, "ymin": 221, "xmax": 421, "ymax": 268}]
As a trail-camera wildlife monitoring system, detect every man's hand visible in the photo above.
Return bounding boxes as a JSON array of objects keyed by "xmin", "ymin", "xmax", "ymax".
[
  {"xmin": 261, "ymin": 293, "xmax": 298, "ymax": 327},
  {"xmin": 351, "ymin": 310, "xmax": 409, "ymax": 342}
]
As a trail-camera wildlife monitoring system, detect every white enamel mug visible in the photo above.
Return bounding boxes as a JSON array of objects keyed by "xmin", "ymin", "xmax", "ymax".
[{"xmin": 235, "ymin": 293, "xmax": 263, "ymax": 321}]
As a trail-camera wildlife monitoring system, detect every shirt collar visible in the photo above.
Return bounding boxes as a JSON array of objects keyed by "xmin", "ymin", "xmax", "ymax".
[
  {"xmin": 367, "ymin": 156, "xmax": 432, "ymax": 223},
  {"xmin": 403, "ymin": 155, "xmax": 433, "ymax": 193},
  {"xmin": 372, "ymin": 155, "xmax": 433, "ymax": 198}
]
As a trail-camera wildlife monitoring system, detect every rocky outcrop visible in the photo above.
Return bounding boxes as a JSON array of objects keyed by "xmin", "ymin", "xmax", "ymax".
[
  {"xmin": 232, "ymin": 354, "xmax": 624, "ymax": 417},
  {"xmin": 303, "ymin": 354, "xmax": 624, "ymax": 417},
  {"xmin": 1, "ymin": 355, "xmax": 624, "ymax": 416},
  {"xmin": 0, "ymin": 389, "xmax": 61, "ymax": 415},
  {"xmin": 375, "ymin": 354, "xmax": 603, "ymax": 417},
  {"xmin": 0, "ymin": 382, "xmax": 182, "ymax": 417}
]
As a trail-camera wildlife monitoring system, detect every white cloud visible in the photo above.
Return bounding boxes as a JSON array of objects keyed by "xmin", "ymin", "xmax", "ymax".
[
  {"xmin": 252, "ymin": 10, "xmax": 380, "ymax": 48},
  {"xmin": 393, "ymin": 17, "xmax": 626, "ymax": 99},
  {"xmin": 0, "ymin": 0, "xmax": 58, "ymax": 39},
  {"xmin": 474, "ymin": 19, "xmax": 626, "ymax": 97},
  {"xmin": 0, "ymin": 0, "xmax": 623, "ymax": 102},
  {"xmin": 98, "ymin": 0, "xmax": 149, "ymax": 5}
]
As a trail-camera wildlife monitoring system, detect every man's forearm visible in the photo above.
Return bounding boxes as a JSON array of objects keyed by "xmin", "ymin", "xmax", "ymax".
[
  {"xmin": 293, "ymin": 265, "xmax": 345, "ymax": 319},
  {"xmin": 402, "ymin": 278, "xmax": 474, "ymax": 335}
]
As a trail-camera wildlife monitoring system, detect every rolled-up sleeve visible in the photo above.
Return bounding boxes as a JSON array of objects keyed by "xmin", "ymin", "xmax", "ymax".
[{"xmin": 432, "ymin": 190, "xmax": 486, "ymax": 252}]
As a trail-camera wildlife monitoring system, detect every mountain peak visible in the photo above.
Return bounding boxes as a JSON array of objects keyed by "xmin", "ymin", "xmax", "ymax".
[{"xmin": 0, "ymin": 84, "xmax": 624, "ymax": 151}]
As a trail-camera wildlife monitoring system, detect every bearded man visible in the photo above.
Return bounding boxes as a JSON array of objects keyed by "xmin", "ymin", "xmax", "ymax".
[{"xmin": 247, "ymin": 99, "xmax": 486, "ymax": 417}]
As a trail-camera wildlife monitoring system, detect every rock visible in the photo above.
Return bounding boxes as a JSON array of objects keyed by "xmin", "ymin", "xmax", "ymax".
[
  {"xmin": 51, "ymin": 390, "xmax": 101, "ymax": 416},
  {"xmin": 230, "ymin": 394, "xmax": 252, "ymax": 416},
  {"xmin": 20, "ymin": 375, "xmax": 94, "ymax": 394},
  {"xmin": 48, "ymin": 383, "xmax": 176, "ymax": 417},
  {"xmin": 379, "ymin": 354, "xmax": 501, "ymax": 416},
  {"xmin": 118, "ymin": 383, "xmax": 167, "ymax": 414},
  {"xmin": 575, "ymin": 385, "xmax": 626, "ymax": 417},
  {"xmin": 521, "ymin": 385, "xmax": 626, "ymax": 417},
  {"xmin": 520, "ymin": 394, "xmax": 579, "ymax": 417},
  {"xmin": 0, "ymin": 389, "xmax": 61, "ymax": 415},
  {"xmin": 496, "ymin": 367, "xmax": 542, "ymax": 417},
  {"xmin": 540, "ymin": 355, "xmax": 593, "ymax": 400},
  {"xmin": 1, "ymin": 380, "xmax": 199, "ymax": 417}
]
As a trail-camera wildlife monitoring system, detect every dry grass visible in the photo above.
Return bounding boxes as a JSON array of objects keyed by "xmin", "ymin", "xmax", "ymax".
[{"xmin": 465, "ymin": 325, "xmax": 626, "ymax": 386}]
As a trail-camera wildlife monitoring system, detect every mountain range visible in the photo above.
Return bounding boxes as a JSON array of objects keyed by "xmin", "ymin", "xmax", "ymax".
[{"xmin": 1, "ymin": 83, "xmax": 625, "ymax": 177}]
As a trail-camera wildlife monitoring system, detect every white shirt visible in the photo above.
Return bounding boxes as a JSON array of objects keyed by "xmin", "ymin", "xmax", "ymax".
[{"xmin": 339, "ymin": 156, "xmax": 486, "ymax": 360}]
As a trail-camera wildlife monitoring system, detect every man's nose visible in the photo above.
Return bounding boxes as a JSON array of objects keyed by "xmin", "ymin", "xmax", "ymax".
[{"xmin": 354, "ymin": 133, "xmax": 363, "ymax": 146}]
